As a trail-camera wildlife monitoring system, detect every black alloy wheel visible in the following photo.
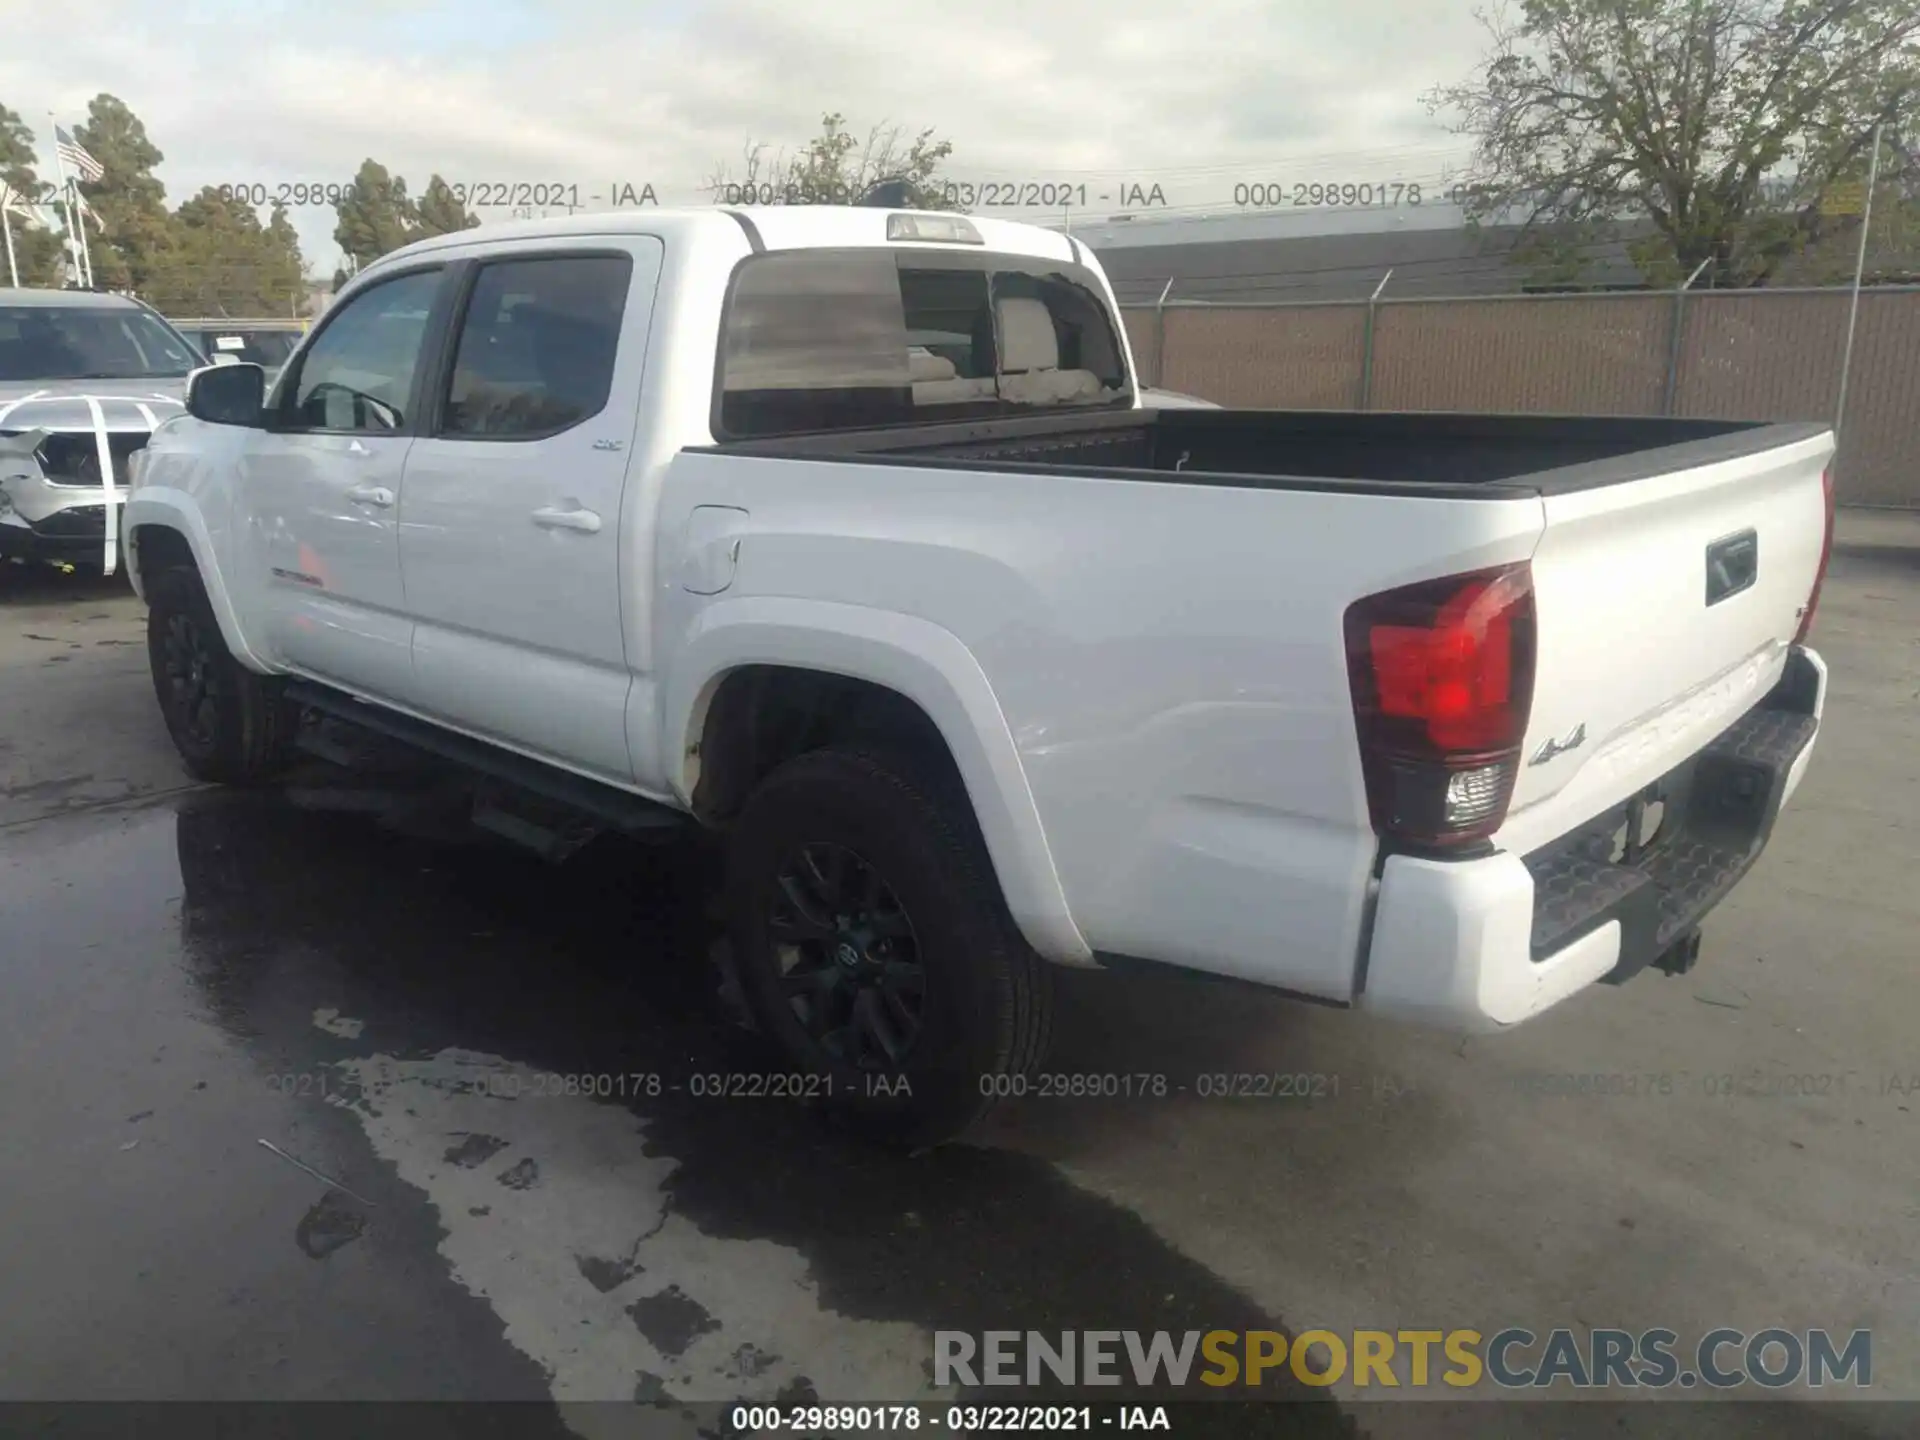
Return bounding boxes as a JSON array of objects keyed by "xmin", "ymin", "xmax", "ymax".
[
  {"xmin": 144, "ymin": 565, "xmax": 298, "ymax": 785},
  {"xmin": 768, "ymin": 841, "xmax": 927, "ymax": 1069},
  {"xmin": 724, "ymin": 745, "xmax": 1055, "ymax": 1147},
  {"xmin": 159, "ymin": 606, "xmax": 226, "ymax": 751}
]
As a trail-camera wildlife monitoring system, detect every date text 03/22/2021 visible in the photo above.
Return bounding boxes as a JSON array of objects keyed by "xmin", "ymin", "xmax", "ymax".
[
  {"xmin": 212, "ymin": 178, "xmax": 1150, "ymax": 210},
  {"xmin": 265, "ymin": 1069, "xmax": 911, "ymax": 1102},
  {"xmin": 216, "ymin": 181, "xmax": 661, "ymax": 209},
  {"xmin": 731, "ymin": 1404, "xmax": 1170, "ymax": 1433},
  {"xmin": 264, "ymin": 1069, "xmax": 1378, "ymax": 1104},
  {"xmin": 204, "ymin": 178, "xmax": 1461, "ymax": 212}
]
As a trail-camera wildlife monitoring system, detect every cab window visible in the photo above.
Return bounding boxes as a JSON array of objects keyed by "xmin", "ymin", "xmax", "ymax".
[
  {"xmin": 440, "ymin": 255, "xmax": 632, "ymax": 439},
  {"xmin": 283, "ymin": 270, "xmax": 443, "ymax": 432},
  {"xmin": 716, "ymin": 248, "xmax": 1130, "ymax": 440}
]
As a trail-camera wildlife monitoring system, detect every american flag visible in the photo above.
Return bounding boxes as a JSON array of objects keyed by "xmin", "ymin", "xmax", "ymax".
[{"xmin": 55, "ymin": 125, "xmax": 105, "ymax": 182}]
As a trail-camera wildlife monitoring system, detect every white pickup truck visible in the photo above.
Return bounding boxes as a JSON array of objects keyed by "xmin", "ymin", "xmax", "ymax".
[{"xmin": 125, "ymin": 206, "xmax": 1835, "ymax": 1143}]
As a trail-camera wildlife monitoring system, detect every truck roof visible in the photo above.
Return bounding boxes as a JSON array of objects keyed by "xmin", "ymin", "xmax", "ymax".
[
  {"xmin": 368, "ymin": 205, "xmax": 1083, "ymax": 272},
  {"xmin": 170, "ymin": 317, "xmax": 307, "ymax": 328},
  {"xmin": 0, "ymin": 288, "xmax": 144, "ymax": 310}
]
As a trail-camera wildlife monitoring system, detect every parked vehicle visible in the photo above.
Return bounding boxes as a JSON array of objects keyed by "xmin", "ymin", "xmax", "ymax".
[
  {"xmin": 122, "ymin": 207, "xmax": 1835, "ymax": 1144},
  {"xmin": 0, "ymin": 289, "xmax": 202, "ymax": 573},
  {"xmin": 1136, "ymin": 385, "xmax": 1218, "ymax": 408},
  {"xmin": 166, "ymin": 319, "xmax": 306, "ymax": 385}
]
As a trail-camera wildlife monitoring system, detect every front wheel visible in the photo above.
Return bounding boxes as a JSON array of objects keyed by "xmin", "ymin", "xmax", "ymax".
[
  {"xmin": 145, "ymin": 566, "xmax": 299, "ymax": 785},
  {"xmin": 725, "ymin": 746, "xmax": 1054, "ymax": 1147}
]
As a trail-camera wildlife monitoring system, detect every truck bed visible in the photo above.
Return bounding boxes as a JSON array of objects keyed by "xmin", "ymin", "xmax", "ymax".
[
  {"xmin": 707, "ymin": 407, "xmax": 1829, "ymax": 498},
  {"xmin": 683, "ymin": 397, "xmax": 1834, "ymax": 986}
]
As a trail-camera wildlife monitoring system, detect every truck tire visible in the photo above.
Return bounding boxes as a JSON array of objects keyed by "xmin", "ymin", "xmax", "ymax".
[
  {"xmin": 145, "ymin": 566, "xmax": 299, "ymax": 786},
  {"xmin": 725, "ymin": 745, "xmax": 1053, "ymax": 1147}
]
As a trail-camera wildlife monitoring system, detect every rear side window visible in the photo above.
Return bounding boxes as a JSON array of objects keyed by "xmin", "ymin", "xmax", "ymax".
[
  {"xmin": 717, "ymin": 248, "xmax": 1130, "ymax": 440},
  {"xmin": 718, "ymin": 251, "xmax": 913, "ymax": 437},
  {"xmin": 442, "ymin": 255, "xmax": 632, "ymax": 439}
]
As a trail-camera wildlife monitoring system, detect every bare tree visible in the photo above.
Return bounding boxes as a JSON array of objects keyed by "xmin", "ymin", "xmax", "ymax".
[
  {"xmin": 1427, "ymin": 0, "xmax": 1920, "ymax": 286},
  {"xmin": 705, "ymin": 112, "xmax": 962, "ymax": 210}
]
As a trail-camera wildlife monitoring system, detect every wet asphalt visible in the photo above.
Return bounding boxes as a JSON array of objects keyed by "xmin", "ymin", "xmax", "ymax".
[{"xmin": 2, "ymin": 518, "xmax": 1917, "ymax": 1439}]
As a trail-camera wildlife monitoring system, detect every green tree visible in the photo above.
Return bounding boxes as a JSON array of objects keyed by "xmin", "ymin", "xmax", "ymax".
[
  {"xmin": 265, "ymin": 200, "xmax": 307, "ymax": 304},
  {"xmin": 146, "ymin": 187, "xmax": 307, "ymax": 315},
  {"xmin": 332, "ymin": 159, "xmax": 419, "ymax": 268},
  {"xmin": 706, "ymin": 112, "xmax": 960, "ymax": 210},
  {"xmin": 72, "ymin": 93, "xmax": 179, "ymax": 292},
  {"xmin": 1737, "ymin": 133, "xmax": 1920, "ymax": 283},
  {"xmin": 0, "ymin": 100, "xmax": 65, "ymax": 286},
  {"xmin": 1427, "ymin": 0, "xmax": 1920, "ymax": 288},
  {"xmin": 413, "ymin": 175, "xmax": 478, "ymax": 238},
  {"xmin": 0, "ymin": 102, "xmax": 40, "ymax": 200}
]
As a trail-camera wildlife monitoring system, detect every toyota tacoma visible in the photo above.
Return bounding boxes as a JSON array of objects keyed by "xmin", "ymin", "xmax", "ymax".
[{"xmin": 120, "ymin": 208, "xmax": 1835, "ymax": 1143}]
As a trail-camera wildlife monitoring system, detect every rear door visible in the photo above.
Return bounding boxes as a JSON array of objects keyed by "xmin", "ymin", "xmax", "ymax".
[
  {"xmin": 395, "ymin": 239, "xmax": 664, "ymax": 784},
  {"xmin": 1496, "ymin": 426, "xmax": 1834, "ymax": 855}
]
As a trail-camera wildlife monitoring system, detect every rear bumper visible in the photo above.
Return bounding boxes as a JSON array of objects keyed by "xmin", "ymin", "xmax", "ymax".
[{"xmin": 1359, "ymin": 646, "xmax": 1825, "ymax": 1030}]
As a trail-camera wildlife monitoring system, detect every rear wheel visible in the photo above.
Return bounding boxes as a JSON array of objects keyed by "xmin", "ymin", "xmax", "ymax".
[
  {"xmin": 725, "ymin": 746, "xmax": 1053, "ymax": 1147},
  {"xmin": 145, "ymin": 566, "xmax": 299, "ymax": 786}
]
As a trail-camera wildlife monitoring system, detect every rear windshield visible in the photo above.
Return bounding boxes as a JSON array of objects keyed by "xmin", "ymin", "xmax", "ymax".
[
  {"xmin": 716, "ymin": 247, "xmax": 1132, "ymax": 440},
  {"xmin": 0, "ymin": 305, "xmax": 202, "ymax": 381},
  {"xmin": 192, "ymin": 328, "xmax": 303, "ymax": 368}
]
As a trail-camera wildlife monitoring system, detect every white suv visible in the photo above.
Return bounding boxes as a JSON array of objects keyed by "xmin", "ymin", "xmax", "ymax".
[{"xmin": 0, "ymin": 289, "xmax": 199, "ymax": 573}]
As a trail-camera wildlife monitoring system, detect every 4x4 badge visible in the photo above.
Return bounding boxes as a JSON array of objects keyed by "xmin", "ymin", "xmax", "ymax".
[{"xmin": 1530, "ymin": 723, "xmax": 1588, "ymax": 765}]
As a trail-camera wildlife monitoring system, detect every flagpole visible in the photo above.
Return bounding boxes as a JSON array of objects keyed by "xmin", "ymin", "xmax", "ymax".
[
  {"xmin": 71, "ymin": 180, "xmax": 97, "ymax": 289},
  {"xmin": 47, "ymin": 113, "xmax": 82, "ymax": 288},
  {"xmin": 1833, "ymin": 120, "xmax": 1884, "ymax": 455}
]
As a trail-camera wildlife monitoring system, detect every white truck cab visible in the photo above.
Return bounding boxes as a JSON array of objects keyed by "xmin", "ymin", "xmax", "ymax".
[{"xmin": 124, "ymin": 206, "xmax": 1833, "ymax": 1144}]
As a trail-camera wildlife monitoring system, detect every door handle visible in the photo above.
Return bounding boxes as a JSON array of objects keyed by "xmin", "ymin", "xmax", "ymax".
[
  {"xmin": 1705, "ymin": 529, "xmax": 1758, "ymax": 606},
  {"xmin": 345, "ymin": 484, "xmax": 394, "ymax": 508},
  {"xmin": 531, "ymin": 504, "xmax": 602, "ymax": 534}
]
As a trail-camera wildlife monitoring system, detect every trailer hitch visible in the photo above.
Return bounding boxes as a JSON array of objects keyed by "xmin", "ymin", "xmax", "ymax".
[{"xmin": 1652, "ymin": 929, "xmax": 1703, "ymax": 977}]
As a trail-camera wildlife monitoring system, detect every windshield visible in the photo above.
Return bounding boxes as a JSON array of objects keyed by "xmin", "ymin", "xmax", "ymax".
[{"xmin": 0, "ymin": 305, "xmax": 203, "ymax": 382}]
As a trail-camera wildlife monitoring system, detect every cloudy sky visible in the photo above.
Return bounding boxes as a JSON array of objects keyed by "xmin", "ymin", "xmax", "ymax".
[{"xmin": 2, "ymin": 0, "xmax": 1489, "ymax": 271}]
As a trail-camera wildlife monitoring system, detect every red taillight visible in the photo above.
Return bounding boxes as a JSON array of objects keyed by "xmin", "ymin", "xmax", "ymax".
[
  {"xmin": 1345, "ymin": 564, "xmax": 1537, "ymax": 849},
  {"xmin": 1793, "ymin": 466, "xmax": 1836, "ymax": 645}
]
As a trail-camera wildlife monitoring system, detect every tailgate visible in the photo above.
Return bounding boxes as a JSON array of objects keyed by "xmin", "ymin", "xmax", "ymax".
[{"xmin": 1495, "ymin": 425, "xmax": 1834, "ymax": 856}]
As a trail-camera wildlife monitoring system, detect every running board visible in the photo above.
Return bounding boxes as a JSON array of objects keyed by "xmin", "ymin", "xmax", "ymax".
[
  {"xmin": 470, "ymin": 780, "xmax": 606, "ymax": 863},
  {"xmin": 282, "ymin": 681, "xmax": 688, "ymax": 839}
]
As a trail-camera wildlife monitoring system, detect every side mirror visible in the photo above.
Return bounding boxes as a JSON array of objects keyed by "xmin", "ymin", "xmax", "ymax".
[{"xmin": 186, "ymin": 362, "xmax": 266, "ymax": 427}]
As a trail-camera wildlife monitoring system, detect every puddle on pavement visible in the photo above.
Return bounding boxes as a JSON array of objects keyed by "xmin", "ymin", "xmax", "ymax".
[
  {"xmin": 155, "ymin": 790, "xmax": 1352, "ymax": 1427},
  {"xmin": 3, "ymin": 772, "xmax": 1881, "ymax": 1438}
]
